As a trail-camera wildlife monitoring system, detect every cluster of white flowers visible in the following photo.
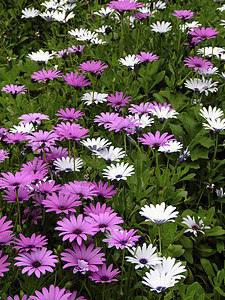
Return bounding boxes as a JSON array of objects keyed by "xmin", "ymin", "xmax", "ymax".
[{"xmin": 200, "ymin": 106, "xmax": 225, "ymax": 132}]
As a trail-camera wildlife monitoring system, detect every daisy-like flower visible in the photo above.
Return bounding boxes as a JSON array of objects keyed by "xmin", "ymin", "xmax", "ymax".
[
  {"xmin": 107, "ymin": 0, "xmax": 144, "ymax": 12},
  {"xmin": 86, "ymin": 211, "xmax": 123, "ymax": 233},
  {"xmin": 7, "ymin": 295, "xmax": 28, "ymax": 300},
  {"xmin": 68, "ymin": 45, "xmax": 85, "ymax": 55},
  {"xmin": 155, "ymin": 257, "xmax": 186, "ymax": 280},
  {"xmin": 68, "ymin": 28, "xmax": 98, "ymax": 42},
  {"xmin": 132, "ymin": 114, "xmax": 154, "ymax": 130},
  {"xmin": 95, "ymin": 25, "xmax": 112, "ymax": 35},
  {"xmin": 149, "ymin": 102, "xmax": 178, "ymax": 122},
  {"xmin": 52, "ymin": 10, "xmax": 75, "ymax": 23},
  {"xmin": 27, "ymin": 130, "xmax": 58, "ymax": 152},
  {"xmin": 53, "ymin": 157, "xmax": 83, "ymax": 172},
  {"xmin": 18, "ymin": 113, "xmax": 49, "ymax": 125},
  {"xmin": 94, "ymin": 146, "xmax": 125, "ymax": 162},
  {"xmin": 199, "ymin": 106, "xmax": 224, "ymax": 121},
  {"xmin": 180, "ymin": 21, "xmax": 201, "ymax": 32},
  {"xmin": 129, "ymin": 102, "xmax": 153, "ymax": 115},
  {"xmin": 197, "ymin": 46, "xmax": 225, "ymax": 58},
  {"xmin": 0, "ymin": 250, "xmax": 10, "ymax": 277},
  {"xmin": 42, "ymin": 192, "xmax": 81, "ymax": 214},
  {"xmin": 55, "ymin": 108, "xmax": 84, "ymax": 122},
  {"xmin": 54, "ymin": 122, "xmax": 89, "ymax": 142},
  {"xmin": 55, "ymin": 214, "xmax": 96, "ymax": 245},
  {"xmin": 198, "ymin": 66, "xmax": 218, "ymax": 77},
  {"xmin": 81, "ymin": 137, "xmax": 111, "ymax": 152},
  {"xmin": 1, "ymin": 84, "xmax": 27, "ymax": 96},
  {"xmin": 92, "ymin": 181, "xmax": 117, "ymax": 198},
  {"xmin": 62, "ymin": 181, "xmax": 97, "ymax": 200},
  {"xmin": 189, "ymin": 27, "xmax": 220, "ymax": 41},
  {"xmin": 27, "ymin": 50, "xmax": 56, "ymax": 64},
  {"xmin": 139, "ymin": 202, "xmax": 179, "ymax": 225},
  {"xmin": 62, "ymin": 72, "xmax": 91, "ymax": 87},
  {"xmin": 107, "ymin": 91, "xmax": 131, "ymax": 109},
  {"xmin": 178, "ymin": 147, "xmax": 190, "ymax": 163},
  {"xmin": 172, "ymin": 10, "xmax": 194, "ymax": 20},
  {"xmin": 94, "ymin": 112, "xmax": 119, "ymax": 129},
  {"xmin": 3, "ymin": 132, "xmax": 27, "ymax": 144},
  {"xmin": 84, "ymin": 202, "xmax": 114, "ymax": 216},
  {"xmin": 158, "ymin": 140, "xmax": 183, "ymax": 153},
  {"xmin": 119, "ymin": 54, "xmax": 141, "ymax": 69},
  {"xmin": 184, "ymin": 56, "xmax": 213, "ymax": 72},
  {"xmin": 81, "ymin": 92, "xmax": 108, "ymax": 105},
  {"xmin": 182, "ymin": 215, "xmax": 210, "ymax": 237},
  {"xmin": 203, "ymin": 118, "xmax": 225, "ymax": 133},
  {"xmin": 136, "ymin": 52, "xmax": 159, "ymax": 62},
  {"xmin": 108, "ymin": 116, "xmax": 141, "ymax": 135},
  {"xmin": 0, "ymin": 149, "xmax": 9, "ymax": 163},
  {"xmin": 14, "ymin": 247, "xmax": 58, "ymax": 277},
  {"xmin": 104, "ymin": 229, "xmax": 140, "ymax": 249},
  {"xmin": 184, "ymin": 77, "xmax": 218, "ymax": 96},
  {"xmin": 9, "ymin": 123, "xmax": 34, "ymax": 134},
  {"xmin": 150, "ymin": 21, "xmax": 172, "ymax": 34},
  {"xmin": 13, "ymin": 233, "xmax": 48, "ymax": 252},
  {"xmin": 39, "ymin": 11, "xmax": 55, "ymax": 22},
  {"xmin": 78, "ymin": 61, "xmax": 108, "ymax": 75},
  {"xmin": 2, "ymin": 187, "xmax": 34, "ymax": 204},
  {"xmin": 30, "ymin": 285, "xmax": 71, "ymax": 300},
  {"xmin": 102, "ymin": 162, "xmax": 135, "ymax": 181},
  {"xmin": 0, "ymin": 172, "xmax": 32, "ymax": 190},
  {"xmin": 56, "ymin": 49, "xmax": 68, "ymax": 59},
  {"xmin": 95, "ymin": 7, "xmax": 114, "ymax": 18},
  {"xmin": 126, "ymin": 243, "xmax": 162, "ymax": 269},
  {"xmin": 89, "ymin": 263, "xmax": 120, "ymax": 283},
  {"xmin": 31, "ymin": 69, "xmax": 62, "ymax": 82},
  {"xmin": 61, "ymin": 243, "xmax": 105, "ymax": 274},
  {"xmin": 0, "ymin": 216, "xmax": 13, "ymax": 235},
  {"xmin": 138, "ymin": 131, "xmax": 175, "ymax": 147},
  {"xmin": 21, "ymin": 7, "xmax": 39, "ymax": 18}
]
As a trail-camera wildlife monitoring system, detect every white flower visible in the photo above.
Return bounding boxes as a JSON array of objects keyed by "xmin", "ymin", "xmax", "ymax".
[
  {"xmin": 158, "ymin": 140, "xmax": 183, "ymax": 153},
  {"xmin": 153, "ymin": 0, "xmax": 167, "ymax": 10},
  {"xmin": 149, "ymin": 106, "xmax": 178, "ymax": 121},
  {"xmin": 179, "ymin": 21, "xmax": 201, "ymax": 32},
  {"xmin": 102, "ymin": 162, "xmax": 135, "ymax": 181},
  {"xmin": 39, "ymin": 11, "xmax": 55, "ymax": 22},
  {"xmin": 94, "ymin": 146, "xmax": 125, "ymax": 162},
  {"xmin": 21, "ymin": 8, "xmax": 39, "ymax": 19},
  {"xmin": 150, "ymin": 21, "xmax": 172, "ymax": 34},
  {"xmin": 178, "ymin": 147, "xmax": 190, "ymax": 163},
  {"xmin": 94, "ymin": 7, "xmax": 114, "ymax": 18},
  {"xmin": 131, "ymin": 114, "xmax": 154, "ymax": 130},
  {"xmin": 27, "ymin": 50, "xmax": 56, "ymax": 64},
  {"xmin": 60, "ymin": 3, "xmax": 76, "ymax": 12},
  {"xmin": 53, "ymin": 157, "xmax": 83, "ymax": 172},
  {"xmin": 90, "ymin": 37, "xmax": 106, "ymax": 45},
  {"xmin": 182, "ymin": 215, "xmax": 210, "ymax": 237},
  {"xmin": 126, "ymin": 243, "xmax": 162, "ymax": 269},
  {"xmin": 197, "ymin": 47, "xmax": 225, "ymax": 59},
  {"xmin": 154, "ymin": 257, "xmax": 186, "ymax": 280},
  {"xmin": 95, "ymin": 25, "xmax": 112, "ymax": 35},
  {"xmin": 203, "ymin": 118, "xmax": 225, "ymax": 133},
  {"xmin": 198, "ymin": 67, "xmax": 218, "ymax": 77},
  {"xmin": 81, "ymin": 137, "xmax": 111, "ymax": 152},
  {"xmin": 9, "ymin": 123, "xmax": 35, "ymax": 133},
  {"xmin": 184, "ymin": 77, "xmax": 218, "ymax": 96},
  {"xmin": 119, "ymin": 54, "xmax": 141, "ymax": 69},
  {"xmin": 140, "ymin": 202, "xmax": 179, "ymax": 225},
  {"xmin": 199, "ymin": 106, "xmax": 224, "ymax": 121},
  {"xmin": 68, "ymin": 28, "xmax": 98, "ymax": 42},
  {"xmin": 41, "ymin": 0, "xmax": 60, "ymax": 10},
  {"xmin": 219, "ymin": 5, "xmax": 225, "ymax": 12},
  {"xmin": 216, "ymin": 187, "xmax": 225, "ymax": 198},
  {"xmin": 52, "ymin": 10, "xmax": 75, "ymax": 23},
  {"xmin": 81, "ymin": 92, "xmax": 108, "ymax": 106}
]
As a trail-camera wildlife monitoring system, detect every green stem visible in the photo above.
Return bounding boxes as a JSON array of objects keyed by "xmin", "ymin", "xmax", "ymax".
[
  {"xmin": 155, "ymin": 149, "xmax": 160, "ymax": 202},
  {"xmin": 84, "ymin": 280, "xmax": 92, "ymax": 299},
  {"xmin": 42, "ymin": 146, "xmax": 51, "ymax": 177},
  {"xmin": 120, "ymin": 249, "xmax": 126, "ymax": 297},
  {"xmin": 123, "ymin": 132, "xmax": 127, "ymax": 161},
  {"xmin": 158, "ymin": 225, "xmax": 162, "ymax": 255},
  {"xmin": 163, "ymin": 156, "xmax": 170, "ymax": 187},
  {"xmin": 102, "ymin": 284, "xmax": 105, "ymax": 300},
  {"xmin": 16, "ymin": 188, "xmax": 21, "ymax": 228}
]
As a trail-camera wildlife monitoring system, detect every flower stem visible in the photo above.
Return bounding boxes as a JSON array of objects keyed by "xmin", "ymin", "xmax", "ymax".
[
  {"xmin": 158, "ymin": 225, "xmax": 162, "ymax": 255},
  {"xmin": 120, "ymin": 248, "xmax": 126, "ymax": 296},
  {"xmin": 42, "ymin": 146, "xmax": 51, "ymax": 177}
]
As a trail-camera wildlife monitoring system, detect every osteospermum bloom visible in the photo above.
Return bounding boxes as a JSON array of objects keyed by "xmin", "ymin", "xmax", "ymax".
[
  {"xmin": 189, "ymin": 27, "xmax": 220, "ymax": 41},
  {"xmin": 21, "ymin": 7, "xmax": 39, "ymax": 18},
  {"xmin": 9, "ymin": 123, "xmax": 34, "ymax": 134},
  {"xmin": 3, "ymin": 132, "xmax": 27, "ymax": 144},
  {"xmin": 103, "ymin": 162, "xmax": 135, "ymax": 181},
  {"xmin": 18, "ymin": 113, "xmax": 49, "ymax": 125},
  {"xmin": 199, "ymin": 106, "xmax": 224, "ymax": 121},
  {"xmin": 42, "ymin": 192, "xmax": 81, "ymax": 214},
  {"xmin": 0, "ymin": 172, "xmax": 32, "ymax": 190},
  {"xmin": 78, "ymin": 61, "xmax": 108, "ymax": 75},
  {"xmin": 27, "ymin": 130, "xmax": 58, "ymax": 152},
  {"xmin": 81, "ymin": 137, "xmax": 111, "ymax": 152},
  {"xmin": 31, "ymin": 69, "xmax": 62, "ymax": 82},
  {"xmin": 2, "ymin": 187, "xmax": 34, "ymax": 204},
  {"xmin": 27, "ymin": 50, "xmax": 56, "ymax": 64},
  {"xmin": 62, "ymin": 181, "xmax": 97, "ymax": 200},
  {"xmin": 129, "ymin": 102, "xmax": 153, "ymax": 115},
  {"xmin": 105, "ymin": 229, "xmax": 140, "ymax": 249},
  {"xmin": 107, "ymin": 0, "xmax": 144, "ymax": 12},
  {"xmin": 108, "ymin": 116, "xmax": 141, "ymax": 135},
  {"xmin": 158, "ymin": 140, "xmax": 183, "ymax": 153},
  {"xmin": 0, "ymin": 250, "xmax": 10, "ymax": 277},
  {"xmin": 138, "ymin": 131, "xmax": 175, "ymax": 147},
  {"xmin": 182, "ymin": 215, "xmax": 210, "ymax": 236},
  {"xmin": 203, "ymin": 118, "xmax": 225, "ymax": 132},
  {"xmin": 92, "ymin": 181, "xmax": 117, "ymax": 198},
  {"xmin": 149, "ymin": 102, "xmax": 178, "ymax": 121},
  {"xmin": 94, "ymin": 112, "xmax": 119, "ymax": 129},
  {"xmin": 150, "ymin": 21, "xmax": 172, "ymax": 34},
  {"xmin": 7, "ymin": 295, "xmax": 28, "ymax": 300},
  {"xmin": 62, "ymin": 72, "xmax": 91, "ymax": 87},
  {"xmin": 119, "ymin": 54, "xmax": 141, "ymax": 69},
  {"xmin": 30, "ymin": 285, "xmax": 71, "ymax": 300},
  {"xmin": 68, "ymin": 45, "xmax": 86, "ymax": 55},
  {"xmin": 155, "ymin": 257, "xmax": 186, "ymax": 280},
  {"xmin": 107, "ymin": 91, "xmax": 131, "ymax": 108},
  {"xmin": 81, "ymin": 91, "xmax": 108, "ymax": 106},
  {"xmin": 61, "ymin": 243, "xmax": 105, "ymax": 274},
  {"xmin": 126, "ymin": 243, "xmax": 162, "ymax": 269},
  {"xmin": 184, "ymin": 56, "xmax": 213, "ymax": 71},
  {"xmin": 53, "ymin": 157, "xmax": 83, "ymax": 172},
  {"xmin": 13, "ymin": 233, "xmax": 48, "ymax": 252},
  {"xmin": 1, "ymin": 84, "xmax": 27, "ymax": 96},
  {"xmin": 0, "ymin": 149, "xmax": 9, "ymax": 163},
  {"xmin": 140, "ymin": 203, "xmax": 179, "ymax": 225},
  {"xmin": 136, "ymin": 52, "xmax": 159, "ymax": 62},
  {"xmin": 55, "ymin": 108, "xmax": 84, "ymax": 122},
  {"xmin": 94, "ymin": 146, "xmax": 125, "ymax": 162},
  {"xmin": 89, "ymin": 263, "xmax": 120, "ymax": 283},
  {"xmin": 54, "ymin": 122, "xmax": 89, "ymax": 142},
  {"xmin": 184, "ymin": 77, "xmax": 218, "ymax": 96},
  {"xmin": 84, "ymin": 202, "xmax": 114, "ymax": 216},
  {"xmin": 172, "ymin": 10, "xmax": 194, "ymax": 20},
  {"xmin": 14, "ymin": 247, "xmax": 58, "ymax": 277}
]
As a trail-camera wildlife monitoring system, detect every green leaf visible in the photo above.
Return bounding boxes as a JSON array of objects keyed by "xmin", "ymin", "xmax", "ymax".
[
  {"xmin": 200, "ymin": 258, "xmax": 215, "ymax": 277},
  {"xmin": 205, "ymin": 226, "xmax": 225, "ymax": 236},
  {"xmin": 183, "ymin": 249, "xmax": 193, "ymax": 264},
  {"xmin": 150, "ymin": 71, "xmax": 165, "ymax": 90},
  {"xmin": 215, "ymin": 287, "xmax": 225, "ymax": 297},
  {"xmin": 179, "ymin": 236, "xmax": 193, "ymax": 248}
]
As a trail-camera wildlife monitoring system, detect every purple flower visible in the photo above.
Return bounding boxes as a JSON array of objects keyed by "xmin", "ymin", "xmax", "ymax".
[
  {"xmin": 3, "ymin": 132, "xmax": 27, "ymax": 144},
  {"xmin": 0, "ymin": 232, "xmax": 15, "ymax": 246},
  {"xmin": 2, "ymin": 187, "xmax": 34, "ymax": 203},
  {"xmin": 1, "ymin": 84, "xmax": 27, "ymax": 95},
  {"xmin": 133, "ymin": 12, "xmax": 150, "ymax": 19},
  {"xmin": 78, "ymin": 61, "xmax": 108, "ymax": 75},
  {"xmin": 62, "ymin": 72, "xmax": 91, "ymax": 87},
  {"xmin": 104, "ymin": 229, "xmax": 140, "ymax": 249},
  {"xmin": 0, "ymin": 250, "xmax": 10, "ymax": 277},
  {"xmin": 89, "ymin": 263, "xmax": 120, "ymax": 283},
  {"xmin": 31, "ymin": 69, "xmax": 62, "ymax": 82},
  {"xmin": 30, "ymin": 285, "xmax": 71, "ymax": 300},
  {"xmin": 0, "ymin": 216, "xmax": 13, "ymax": 234},
  {"xmin": 0, "ymin": 149, "xmax": 9, "ymax": 163},
  {"xmin": 129, "ymin": 102, "xmax": 153, "ymax": 115},
  {"xmin": 14, "ymin": 247, "xmax": 58, "ymax": 277},
  {"xmin": 62, "ymin": 181, "xmax": 97, "ymax": 200},
  {"xmin": 0, "ymin": 171, "xmax": 32, "ymax": 190},
  {"xmin": 138, "ymin": 131, "xmax": 175, "ymax": 147},
  {"xmin": 184, "ymin": 56, "xmax": 213, "ymax": 71},
  {"xmin": 34, "ymin": 180, "xmax": 61, "ymax": 195},
  {"xmin": 55, "ymin": 214, "xmax": 96, "ymax": 244},
  {"xmin": 107, "ymin": 91, "xmax": 131, "ymax": 109},
  {"xmin": 45, "ymin": 146, "xmax": 68, "ymax": 161},
  {"xmin": 93, "ymin": 181, "xmax": 117, "ymax": 198},
  {"xmin": 68, "ymin": 45, "xmax": 86, "ymax": 55},
  {"xmin": 172, "ymin": 10, "xmax": 194, "ymax": 20},
  {"xmin": 18, "ymin": 112, "xmax": 49, "ymax": 125},
  {"xmin": 136, "ymin": 52, "xmax": 159, "ymax": 62},
  {"xmin": 7, "ymin": 296, "xmax": 28, "ymax": 300},
  {"xmin": 21, "ymin": 157, "xmax": 48, "ymax": 174},
  {"xmin": 107, "ymin": 0, "xmax": 144, "ymax": 12},
  {"xmin": 189, "ymin": 27, "xmax": 220, "ymax": 41},
  {"xmin": 61, "ymin": 243, "xmax": 105, "ymax": 274},
  {"xmin": 54, "ymin": 122, "xmax": 89, "ymax": 142},
  {"xmin": 108, "ymin": 116, "xmax": 141, "ymax": 135},
  {"xmin": 27, "ymin": 130, "xmax": 58, "ymax": 152},
  {"xmin": 43, "ymin": 192, "xmax": 82, "ymax": 214},
  {"xmin": 13, "ymin": 233, "xmax": 48, "ymax": 252},
  {"xmin": 56, "ymin": 49, "xmax": 68, "ymax": 59},
  {"xmin": 56, "ymin": 108, "xmax": 84, "ymax": 122},
  {"xmin": 86, "ymin": 211, "xmax": 123, "ymax": 233},
  {"xmin": 94, "ymin": 112, "xmax": 119, "ymax": 129}
]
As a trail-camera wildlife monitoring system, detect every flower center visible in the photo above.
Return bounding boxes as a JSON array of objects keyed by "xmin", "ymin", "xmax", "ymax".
[
  {"xmin": 120, "ymin": 240, "xmax": 127, "ymax": 245},
  {"xmin": 192, "ymin": 225, "xmax": 199, "ymax": 230},
  {"xmin": 156, "ymin": 286, "xmax": 164, "ymax": 292},
  {"xmin": 65, "ymin": 168, "xmax": 72, "ymax": 172},
  {"xmin": 99, "ymin": 224, "xmax": 107, "ymax": 228},
  {"xmin": 195, "ymin": 64, "xmax": 202, "ymax": 67},
  {"xmin": 115, "ymin": 174, "xmax": 123, "ymax": 178},
  {"xmin": 101, "ymin": 275, "xmax": 109, "ymax": 281},
  {"xmin": 58, "ymin": 205, "xmax": 67, "ymax": 210},
  {"xmin": 73, "ymin": 228, "xmax": 82, "ymax": 234},
  {"xmin": 32, "ymin": 260, "xmax": 41, "ymax": 267},
  {"xmin": 139, "ymin": 258, "xmax": 148, "ymax": 264}
]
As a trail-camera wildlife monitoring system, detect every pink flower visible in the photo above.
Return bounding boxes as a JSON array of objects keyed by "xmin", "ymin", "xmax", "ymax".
[
  {"xmin": 13, "ymin": 233, "xmax": 48, "ymax": 252},
  {"xmin": 62, "ymin": 181, "xmax": 97, "ymax": 200},
  {"xmin": 62, "ymin": 72, "xmax": 91, "ymax": 87},
  {"xmin": 133, "ymin": 12, "xmax": 150, "ymax": 19},
  {"xmin": 189, "ymin": 27, "xmax": 220, "ymax": 41},
  {"xmin": 68, "ymin": 45, "xmax": 86, "ymax": 54},
  {"xmin": 30, "ymin": 285, "xmax": 71, "ymax": 300},
  {"xmin": 54, "ymin": 122, "xmax": 89, "ymax": 142},
  {"xmin": 61, "ymin": 243, "xmax": 105, "ymax": 274},
  {"xmin": 18, "ymin": 113, "xmax": 49, "ymax": 125},
  {"xmin": 94, "ymin": 112, "xmax": 119, "ymax": 129},
  {"xmin": 1, "ymin": 84, "xmax": 27, "ymax": 95},
  {"xmin": 56, "ymin": 108, "xmax": 84, "ymax": 122},
  {"xmin": 27, "ymin": 130, "xmax": 58, "ymax": 152},
  {"xmin": 138, "ymin": 131, "xmax": 175, "ymax": 147},
  {"xmin": 92, "ymin": 181, "xmax": 117, "ymax": 198},
  {"xmin": 129, "ymin": 102, "xmax": 153, "ymax": 115},
  {"xmin": 3, "ymin": 132, "xmax": 27, "ymax": 144},
  {"xmin": 0, "ymin": 149, "xmax": 9, "ymax": 163},
  {"xmin": 31, "ymin": 69, "xmax": 62, "ymax": 82},
  {"xmin": 107, "ymin": 91, "xmax": 131, "ymax": 109},
  {"xmin": 56, "ymin": 49, "xmax": 68, "ymax": 58},
  {"xmin": 86, "ymin": 211, "xmax": 123, "ymax": 233},
  {"xmin": 0, "ymin": 172, "xmax": 32, "ymax": 190},
  {"xmin": 89, "ymin": 263, "xmax": 120, "ymax": 283},
  {"xmin": 105, "ymin": 229, "xmax": 140, "ymax": 249},
  {"xmin": 78, "ymin": 60, "xmax": 108, "ymax": 75},
  {"xmin": 84, "ymin": 202, "xmax": 114, "ymax": 216},
  {"xmin": 55, "ymin": 214, "xmax": 96, "ymax": 244},
  {"xmin": 184, "ymin": 56, "xmax": 213, "ymax": 71},
  {"xmin": 0, "ymin": 216, "xmax": 13, "ymax": 234},
  {"xmin": 108, "ymin": 116, "xmax": 141, "ymax": 135},
  {"xmin": 172, "ymin": 10, "xmax": 194, "ymax": 20},
  {"xmin": 34, "ymin": 180, "xmax": 61, "ymax": 195},
  {"xmin": 136, "ymin": 52, "xmax": 159, "ymax": 62},
  {"xmin": 107, "ymin": 0, "xmax": 144, "ymax": 12},
  {"xmin": 14, "ymin": 247, "xmax": 58, "ymax": 277},
  {"xmin": 0, "ymin": 250, "xmax": 10, "ymax": 277},
  {"xmin": 2, "ymin": 187, "xmax": 34, "ymax": 203},
  {"xmin": 21, "ymin": 157, "xmax": 48, "ymax": 174},
  {"xmin": 7, "ymin": 295, "xmax": 28, "ymax": 300}
]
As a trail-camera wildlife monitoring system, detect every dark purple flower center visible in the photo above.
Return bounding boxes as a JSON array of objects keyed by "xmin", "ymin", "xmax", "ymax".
[
  {"xmin": 12, "ymin": 182, "xmax": 20, "ymax": 186},
  {"xmin": 58, "ymin": 205, "xmax": 67, "ymax": 210},
  {"xmin": 99, "ymin": 224, "xmax": 107, "ymax": 228},
  {"xmin": 78, "ymin": 193, "xmax": 84, "ymax": 198},
  {"xmin": 192, "ymin": 225, "xmax": 199, "ymax": 230},
  {"xmin": 74, "ymin": 228, "xmax": 82, "ymax": 234},
  {"xmin": 139, "ymin": 258, "xmax": 148, "ymax": 264},
  {"xmin": 120, "ymin": 240, "xmax": 127, "ymax": 245},
  {"xmin": 32, "ymin": 260, "xmax": 41, "ymax": 267},
  {"xmin": 156, "ymin": 286, "xmax": 164, "ymax": 292},
  {"xmin": 195, "ymin": 64, "xmax": 202, "ymax": 67},
  {"xmin": 115, "ymin": 174, "xmax": 122, "ymax": 178},
  {"xmin": 101, "ymin": 276, "xmax": 109, "ymax": 281}
]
